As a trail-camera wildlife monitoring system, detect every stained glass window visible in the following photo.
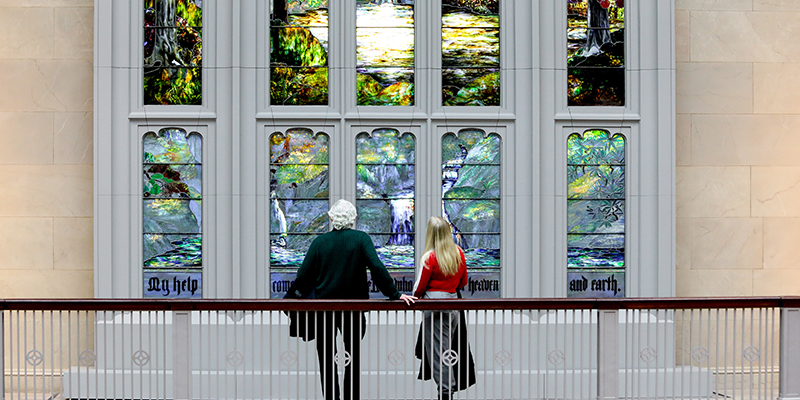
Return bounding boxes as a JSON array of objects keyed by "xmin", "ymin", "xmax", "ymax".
[
  {"xmin": 442, "ymin": 1, "xmax": 499, "ymax": 106},
  {"xmin": 356, "ymin": 129, "xmax": 415, "ymax": 269},
  {"xmin": 567, "ymin": 0, "xmax": 624, "ymax": 106},
  {"xmin": 567, "ymin": 130, "xmax": 625, "ymax": 298},
  {"xmin": 442, "ymin": 130, "xmax": 501, "ymax": 273},
  {"xmin": 270, "ymin": 1, "xmax": 329, "ymax": 105},
  {"xmin": 270, "ymin": 129, "xmax": 330, "ymax": 268},
  {"xmin": 356, "ymin": 0, "xmax": 415, "ymax": 106},
  {"xmin": 143, "ymin": 128, "xmax": 202, "ymax": 298},
  {"xmin": 144, "ymin": 0, "xmax": 202, "ymax": 105}
]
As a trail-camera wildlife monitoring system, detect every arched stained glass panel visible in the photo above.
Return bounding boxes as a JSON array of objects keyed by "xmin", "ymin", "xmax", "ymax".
[
  {"xmin": 567, "ymin": 129, "xmax": 625, "ymax": 298},
  {"xmin": 143, "ymin": 128, "xmax": 202, "ymax": 298},
  {"xmin": 269, "ymin": 129, "xmax": 330, "ymax": 268},
  {"xmin": 442, "ymin": 130, "xmax": 501, "ymax": 271},
  {"xmin": 356, "ymin": 129, "xmax": 415, "ymax": 268},
  {"xmin": 270, "ymin": 0, "xmax": 329, "ymax": 105},
  {"xmin": 567, "ymin": 0, "xmax": 625, "ymax": 106},
  {"xmin": 442, "ymin": 1, "xmax": 500, "ymax": 106},
  {"xmin": 144, "ymin": 0, "xmax": 202, "ymax": 105}
]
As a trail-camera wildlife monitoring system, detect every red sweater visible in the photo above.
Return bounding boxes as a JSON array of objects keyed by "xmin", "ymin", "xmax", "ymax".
[{"xmin": 413, "ymin": 249, "xmax": 468, "ymax": 297}]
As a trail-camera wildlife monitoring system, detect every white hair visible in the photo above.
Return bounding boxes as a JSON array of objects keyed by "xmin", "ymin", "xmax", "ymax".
[{"xmin": 328, "ymin": 199, "xmax": 357, "ymax": 230}]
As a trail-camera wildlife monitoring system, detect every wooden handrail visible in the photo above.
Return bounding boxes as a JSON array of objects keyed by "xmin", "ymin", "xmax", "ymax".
[{"xmin": 2, "ymin": 297, "xmax": 799, "ymax": 311}]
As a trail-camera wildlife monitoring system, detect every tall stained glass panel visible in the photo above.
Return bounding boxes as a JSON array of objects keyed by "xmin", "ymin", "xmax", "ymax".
[
  {"xmin": 270, "ymin": 1, "xmax": 329, "ymax": 105},
  {"xmin": 567, "ymin": 0, "xmax": 624, "ymax": 106},
  {"xmin": 567, "ymin": 130, "xmax": 625, "ymax": 298},
  {"xmin": 442, "ymin": 1, "xmax": 499, "ymax": 106},
  {"xmin": 356, "ymin": 0, "xmax": 415, "ymax": 106},
  {"xmin": 144, "ymin": 0, "xmax": 202, "ymax": 105},
  {"xmin": 143, "ymin": 129, "xmax": 202, "ymax": 298},
  {"xmin": 356, "ymin": 129, "xmax": 415, "ymax": 268},
  {"xmin": 442, "ymin": 130, "xmax": 501, "ymax": 271},
  {"xmin": 270, "ymin": 129, "xmax": 330, "ymax": 268}
]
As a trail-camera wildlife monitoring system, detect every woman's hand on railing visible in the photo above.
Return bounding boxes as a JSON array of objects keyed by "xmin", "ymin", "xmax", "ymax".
[{"xmin": 399, "ymin": 294, "xmax": 417, "ymax": 306}]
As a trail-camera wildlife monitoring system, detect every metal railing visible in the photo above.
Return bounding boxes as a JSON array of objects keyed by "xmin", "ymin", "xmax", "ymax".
[{"xmin": 2, "ymin": 297, "xmax": 800, "ymax": 400}]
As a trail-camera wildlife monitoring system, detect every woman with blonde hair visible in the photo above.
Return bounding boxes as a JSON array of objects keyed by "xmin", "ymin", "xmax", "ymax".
[{"xmin": 413, "ymin": 216, "xmax": 475, "ymax": 400}]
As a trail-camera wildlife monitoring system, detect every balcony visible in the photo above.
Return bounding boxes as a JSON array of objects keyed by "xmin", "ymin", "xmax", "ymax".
[{"xmin": 2, "ymin": 297, "xmax": 799, "ymax": 400}]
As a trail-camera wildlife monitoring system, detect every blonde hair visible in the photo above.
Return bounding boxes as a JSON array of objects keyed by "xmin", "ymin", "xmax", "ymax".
[
  {"xmin": 328, "ymin": 199, "xmax": 357, "ymax": 230},
  {"xmin": 421, "ymin": 217, "xmax": 462, "ymax": 277}
]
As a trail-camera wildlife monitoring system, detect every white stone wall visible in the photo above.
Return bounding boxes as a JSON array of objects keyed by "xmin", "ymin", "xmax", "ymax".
[
  {"xmin": 0, "ymin": 0, "xmax": 93, "ymax": 298},
  {"xmin": 676, "ymin": 0, "xmax": 800, "ymax": 296}
]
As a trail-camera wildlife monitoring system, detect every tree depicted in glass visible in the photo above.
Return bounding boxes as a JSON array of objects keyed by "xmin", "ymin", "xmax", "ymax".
[
  {"xmin": 442, "ymin": 129, "xmax": 500, "ymax": 268},
  {"xmin": 567, "ymin": 0, "xmax": 624, "ymax": 106},
  {"xmin": 442, "ymin": 0, "xmax": 499, "ymax": 106},
  {"xmin": 144, "ymin": 0, "xmax": 202, "ymax": 105},
  {"xmin": 143, "ymin": 128, "xmax": 202, "ymax": 270},
  {"xmin": 270, "ymin": 129, "xmax": 330, "ymax": 268},
  {"xmin": 357, "ymin": 0, "xmax": 415, "ymax": 106},
  {"xmin": 356, "ymin": 129, "xmax": 415, "ymax": 268},
  {"xmin": 270, "ymin": 0, "xmax": 329, "ymax": 105},
  {"xmin": 567, "ymin": 130, "xmax": 625, "ymax": 297}
]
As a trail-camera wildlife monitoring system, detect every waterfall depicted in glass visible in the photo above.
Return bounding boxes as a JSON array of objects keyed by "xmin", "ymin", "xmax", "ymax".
[
  {"xmin": 144, "ymin": 0, "xmax": 202, "ymax": 105},
  {"xmin": 442, "ymin": 130, "xmax": 500, "ymax": 269},
  {"xmin": 567, "ymin": 0, "xmax": 624, "ymax": 106},
  {"xmin": 356, "ymin": 129, "xmax": 415, "ymax": 268},
  {"xmin": 143, "ymin": 128, "xmax": 202, "ymax": 272},
  {"xmin": 567, "ymin": 130, "xmax": 625, "ymax": 297},
  {"xmin": 270, "ymin": 129, "xmax": 330, "ymax": 268},
  {"xmin": 356, "ymin": 0, "xmax": 415, "ymax": 106},
  {"xmin": 270, "ymin": 0, "xmax": 329, "ymax": 105},
  {"xmin": 442, "ymin": 0, "xmax": 499, "ymax": 106}
]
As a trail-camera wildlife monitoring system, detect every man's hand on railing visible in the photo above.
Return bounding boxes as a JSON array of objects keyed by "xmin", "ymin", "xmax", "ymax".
[{"xmin": 399, "ymin": 294, "xmax": 417, "ymax": 305}]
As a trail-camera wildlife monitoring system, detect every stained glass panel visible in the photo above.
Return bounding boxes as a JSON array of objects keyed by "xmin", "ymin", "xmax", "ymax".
[
  {"xmin": 270, "ymin": 1, "xmax": 329, "ymax": 105},
  {"xmin": 142, "ymin": 129, "xmax": 202, "ymax": 292},
  {"xmin": 270, "ymin": 129, "xmax": 330, "ymax": 268},
  {"xmin": 442, "ymin": 130, "xmax": 501, "ymax": 273},
  {"xmin": 356, "ymin": 0, "xmax": 415, "ymax": 106},
  {"xmin": 567, "ymin": 129, "xmax": 625, "ymax": 297},
  {"xmin": 144, "ymin": 0, "xmax": 202, "ymax": 105},
  {"xmin": 356, "ymin": 129, "xmax": 415, "ymax": 268},
  {"xmin": 567, "ymin": 0, "xmax": 624, "ymax": 106},
  {"xmin": 442, "ymin": 0, "xmax": 499, "ymax": 106}
]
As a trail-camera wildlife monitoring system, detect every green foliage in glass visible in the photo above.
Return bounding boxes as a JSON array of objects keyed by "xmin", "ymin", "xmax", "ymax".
[
  {"xmin": 271, "ymin": 129, "xmax": 329, "ymax": 191},
  {"xmin": 356, "ymin": 129, "xmax": 415, "ymax": 165},
  {"xmin": 442, "ymin": 0, "xmax": 499, "ymax": 106},
  {"xmin": 270, "ymin": 1, "xmax": 329, "ymax": 105},
  {"xmin": 144, "ymin": 0, "xmax": 202, "ymax": 105},
  {"xmin": 444, "ymin": 72, "xmax": 500, "ymax": 106},
  {"xmin": 567, "ymin": 130, "xmax": 625, "ymax": 234},
  {"xmin": 567, "ymin": 0, "xmax": 624, "ymax": 106}
]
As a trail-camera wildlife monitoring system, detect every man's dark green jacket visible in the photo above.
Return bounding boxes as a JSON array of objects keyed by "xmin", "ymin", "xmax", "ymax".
[{"xmin": 286, "ymin": 228, "xmax": 401, "ymax": 300}]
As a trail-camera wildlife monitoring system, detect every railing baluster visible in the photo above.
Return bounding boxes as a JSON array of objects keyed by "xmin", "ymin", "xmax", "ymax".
[
  {"xmin": 779, "ymin": 306, "xmax": 800, "ymax": 400},
  {"xmin": 173, "ymin": 310, "xmax": 191, "ymax": 400},
  {"xmin": 0, "ymin": 309, "xmax": 4, "ymax": 400},
  {"xmin": 598, "ymin": 309, "xmax": 619, "ymax": 400}
]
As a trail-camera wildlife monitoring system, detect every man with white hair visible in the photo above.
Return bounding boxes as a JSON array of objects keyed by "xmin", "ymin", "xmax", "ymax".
[{"xmin": 287, "ymin": 199, "xmax": 416, "ymax": 400}]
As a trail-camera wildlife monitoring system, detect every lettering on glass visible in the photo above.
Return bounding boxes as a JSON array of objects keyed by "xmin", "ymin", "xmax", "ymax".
[
  {"xmin": 143, "ymin": 129, "xmax": 202, "ymax": 272},
  {"xmin": 144, "ymin": 271, "xmax": 202, "ymax": 298},
  {"xmin": 567, "ymin": 0, "xmax": 625, "ymax": 106},
  {"xmin": 567, "ymin": 130, "xmax": 625, "ymax": 298},
  {"xmin": 567, "ymin": 271, "xmax": 624, "ymax": 298},
  {"xmin": 270, "ymin": 271, "xmax": 500, "ymax": 299},
  {"xmin": 442, "ymin": 0, "xmax": 499, "ymax": 106}
]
